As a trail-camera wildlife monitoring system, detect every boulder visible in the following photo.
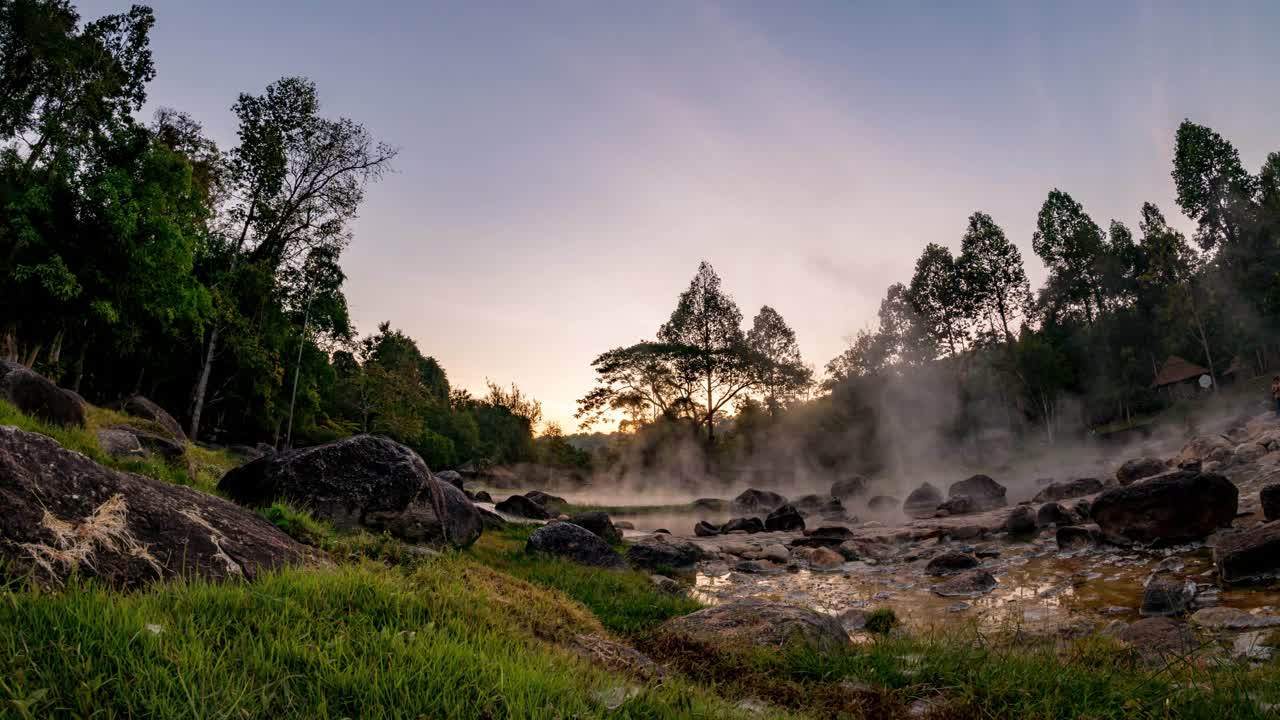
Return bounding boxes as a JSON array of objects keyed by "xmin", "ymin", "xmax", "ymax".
[
  {"xmin": 97, "ymin": 427, "xmax": 145, "ymax": 458},
  {"xmin": 1140, "ymin": 577, "xmax": 1196, "ymax": 617},
  {"xmin": 1036, "ymin": 502, "xmax": 1075, "ymax": 528},
  {"xmin": 693, "ymin": 520, "xmax": 721, "ymax": 537},
  {"xmin": 1032, "ymin": 478, "xmax": 1103, "ymax": 504},
  {"xmin": 435, "ymin": 470, "xmax": 465, "ymax": 490},
  {"xmin": 932, "ymin": 570, "xmax": 997, "ymax": 598},
  {"xmin": 122, "ymin": 395, "xmax": 186, "ymax": 441},
  {"xmin": 1073, "ymin": 498, "xmax": 1092, "ymax": 520},
  {"xmin": 937, "ymin": 495, "xmax": 978, "ymax": 516},
  {"xmin": 802, "ymin": 526, "xmax": 856, "ymax": 545},
  {"xmin": 946, "ymin": 475, "xmax": 1007, "ymax": 511},
  {"xmin": 764, "ymin": 504, "xmax": 805, "ymax": 532},
  {"xmin": 1191, "ymin": 607, "xmax": 1280, "ymax": 630},
  {"xmin": 659, "ymin": 599, "xmax": 849, "ymax": 652},
  {"xmin": 1235, "ymin": 443, "xmax": 1269, "ymax": 465},
  {"xmin": 1176, "ymin": 435, "xmax": 1233, "ymax": 466},
  {"xmin": 830, "ymin": 475, "xmax": 868, "ymax": 502},
  {"xmin": 568, "ymin": 511, "xmax": 621, "ymax": 544},
  {"xmin": 925, "ymin": 552, "xmax": 979, "ymax": 576},
  {"xmin": 1262, "ymin": 484, "xmax": 1280, "ymax": 521},
  {"xmin": 1090, "ymin": 470, "xmax": 1237, "ymax": 544},
  {"xmin": 1112, "ymin": 617, "xmax": 1197, "ymax": 655},
  {"xmin": 526, "ymin": 523, "xmax": 625, "ymax": 569},
  {"xmin": 1215, "ymin": 522, "xmax": 1280, "ymax": 584},
  {"xmin": 1055, "ymin": 525, "xmax": 1099, "ymax": 550},
  {"xmin": 0, "ymin": 361, "xmax": 85, "ymax": 428},
  {"xmin": 794, "ymin": 546, "xmax": 844, "ymax": 568},
  {"xmin": 626, "ymin": 539, "xmax": 706, "ymax": 569},
  {"xmin": 495, "ymin": 494, "xmax": 553, "ymax": 520},
  {"xmin": 524, "ymin": 490, "xmax": 567, "ymax": 509},
  {"xmin": 0, "ymin": 426, "xmax": 313, "ymax": 587},
  {"xmin": 125, "ymin": 427, "xmax": 186, "ymax": 460},
  {"xmin": 903, "ymin": 483, "xmax": 943, "ymax": 517},
  {"xmin": 732, "ymin": 488, "xmax": 787, "ymax": 514},
  {"xmin": 473, "ymin": 490, "xmax": 493, "ymax": 504},
  {"xmin": 1116, "ymin": 457, "xmax": 1168, "ymax": 486},
  {"xmin": 867, "ymin": 495, "xmax": 900, "ymax": 512},
  {"xmin": 721, "ymin": 517, "xmax": 765, "ymax": 534},
  {"xmin": 1004, "ymin": 506, "xmax": 1037, "ymax": 535},
  {"xmin": 217, "ymin": 434, "xmax": 482, "ymax": 547}
]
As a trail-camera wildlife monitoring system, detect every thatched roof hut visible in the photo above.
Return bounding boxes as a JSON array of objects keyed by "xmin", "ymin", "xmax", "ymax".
[{"xmin": 1152, "ymin": 355, "xmax": 1210, "ymax": 389}]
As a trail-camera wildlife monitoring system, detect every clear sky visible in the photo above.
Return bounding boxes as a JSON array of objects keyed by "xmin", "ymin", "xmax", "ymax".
[{"xmin": 77, "ymin": 0, "xmax": 1280, "ymax": 431}]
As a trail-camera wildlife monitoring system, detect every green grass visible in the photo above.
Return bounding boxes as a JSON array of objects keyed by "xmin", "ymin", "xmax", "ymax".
[
  {"xmin": 0, "ymin": 560, "xmax": 747, "ymax": 720},
  {"xmin": 468, "ymin": 524, "xmax": 703, "ymax": 636}
]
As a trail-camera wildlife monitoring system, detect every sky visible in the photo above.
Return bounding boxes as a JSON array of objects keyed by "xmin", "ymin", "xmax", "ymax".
[{"xmin": 78, "ymin": 0, "xmax": 1280, "ymax": 431}]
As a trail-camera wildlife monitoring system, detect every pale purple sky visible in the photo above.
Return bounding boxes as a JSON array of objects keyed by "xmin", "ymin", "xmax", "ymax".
[{"xmin": 80, "ymin": 1, "xmax": 1280, "ymax": 429}]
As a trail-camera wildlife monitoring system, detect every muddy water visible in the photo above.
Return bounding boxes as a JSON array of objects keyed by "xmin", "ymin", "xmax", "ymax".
[{"xmin": 691, "ymin": 537, "xmax": 1280, "ymax": 632}]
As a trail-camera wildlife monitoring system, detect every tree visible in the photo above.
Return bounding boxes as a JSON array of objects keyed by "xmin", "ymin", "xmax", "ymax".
[
  {"xmin": 1173, "ymin": 120, "xmax": 1256, "ymax": 252},
  {"xmin": 188, "ymin": 76, "xmax": 396, "ymax": 440},
  {"xmin": 745, "ymin": 305, "xmax": 812, "ymax": 414},
  {"xmin": 908, "ymin": 243, "xmax": 969, "ymax": 356},
  {"xmin": 576, "ymin": 342, "xmax": 690, "ymax": 429},
  {"xmin": 1032, "ymin": 189, "xmax": 1106, "ymax": 324},
  {"xmin": 957, "ymin": 211, "xmax": 1031, "ymax": 343}
]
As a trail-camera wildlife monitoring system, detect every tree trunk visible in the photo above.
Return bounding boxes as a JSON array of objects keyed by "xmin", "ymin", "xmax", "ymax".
[
  {"xmin": 189, "ymin": 325, "xmax": 220, "ymax": 441},
  {"xmin": 284, "ymin": 297, "xmax": 313, "ymax": 449},
  {"xmin": 1190, "ymin": 298, "xmax": 1218, "ymax": 393},
  {"xmin": 71, "ymin": 340, "xmax": 88, "ymax": 393}
]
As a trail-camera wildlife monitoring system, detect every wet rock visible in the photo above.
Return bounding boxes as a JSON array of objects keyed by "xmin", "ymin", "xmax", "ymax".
[
  {"xmin": 218, "ymin": 435, "xmax": 482, "ymax": 546},
  {"xmin": 1140, "ymin": 577, "xmax": 1196, "ymax": 617},
  {"xmin": 660, "ymin": 599, "xmax": 849, "ymax": 652},
  {"xmin": 732, "ymin": 560, "xmax": 770, "ymax": 574},
  {"xmin": 1004, "ymin": 506, "xmax": 1037, "ymax": 535},
  {"xmin": 932, "ymin": 570, "xmax": 997, "ymax": 598},
  {"xmin": 868, "ymin": 495, "xmax": 900, "ymax": 512},
  {"xmin": 1036, "ymin": 502, "xmax": 1075, "ymax": 527},
  {"xmin": 122, "ymin": 395, "xmax": 186, "ymax": 440},
  {"xmin": 569, "ymin": 511, "xmax": 622, "ymax": 544},
  {"xmin": 1055, "ymin": 525, "xmax": 1099, "ymax": 549},
  {"xmin": 96, "ymin": 427, "xmax": 145, "ymax": 458},
  {"xmin": 946, "ymin": 474, "xmax": 1007, "ymax": 511},
  {"xmin": 794, "ymin": 546, "xmax": 844, "ymax": 568},
  {"xmin": 1262, "ymin": 484, "xmax": 1280, "ymax": 521},
  {"xmin": 1032, "ymin": 477, "xmax": 1103, "ymax": 503},
  {"xmin": 693, "ymin": 520, "xmax": 721, "ymax": 537},
  {"xmin": 0, "ymin": 361, "xmax": 86, "ymax": 428},
  {"xmin": 732, "ymin": 488, "xmax": 787, "ymax": 514},
  {"xmin": 473, "ymin": 490, "xmax": 493, "ymax": 504},
  {"xmin": 831, "ymin": 475, "xmax": 868, "ymax": 502},
  {"xmin": 794, "ymin": 525, "xmax": 855, "ymax": 548},
  {"xmin": 495, "ymin": 494, "xmax": 553, "ymax": 520},
  {"xmin": 721, "ymin": 516, "xmax": 765, "ymax": 534},
  {"xmin": 1177, "ymin": 435, "xmax": 1234, "ymax": 466},
  {"xmin": 1215, "ymin": 522, "xmax": 1280, "ymax": 584},
  {"xmin": 0, "ymin": 426, "xmax": 314, "ymax": 587},
  {"xmin": 903, "ymin": 483, "xmax": 943, "ymax": 517},
  {"xmin": 626, "ymin": 538, "xmax": 706, "ymax": 569},
  {"xmin": 527, "ymin": 523, "xmax": 625, "ymax": 569},
  {"xmin": 1091, "ymin": 470, "xmax": 1238, "ymax": 545},
  {"xmin": 925, "ymin": 552, "xmax": 979, "ymax": 576},
  {"xmin": 435, "ymin": 470, "xmax": 465, "ymax": 490},
  {"xmin": 524, "ymin": 490, "xmax": 567, "ymax": 508},
  {"xmin": 1116, "ymin": 457, "xmax": 1168, "ymax": 485},
  {"xmin": 1073, "ymin": 498, "xmax": 1092, "ymax": 520},
  {"xmin": 1190, "ymin": 607, "xmax": 1280, "ymax": 630},
  {"xmin": 1113, "ymin": 617, "xmax": 1197, "ymax": 655},
  {"xmin": 764, "ymin": 504, "xmax": 805, "ymax": 532}
]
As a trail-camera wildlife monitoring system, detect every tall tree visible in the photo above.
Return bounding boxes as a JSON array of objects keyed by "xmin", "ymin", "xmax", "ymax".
[
  {"xmin": 1032, "ymin": 189, "xmax": 1107, "ymax": 324},
  {"xmin": 1172, "ymin": 120, "xmax": 1256, "ymax": 252},
  {"xmin": 957, "ymin": 211, "xmax": 1031, "ymax": 343},
  {"xmin": 745, "ymin": 305, "xmax": 812, "ymax": 414},
  {"xmin": 1138, "ymin": 202, "xmax": 1218, "ymax": 390},
  {"xmin": 908, "ymin": 243, "xmax": 969, "ymax": 356}
]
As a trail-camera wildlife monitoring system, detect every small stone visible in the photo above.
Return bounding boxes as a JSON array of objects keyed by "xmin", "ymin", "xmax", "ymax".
[
  {"xmin": 932, "ymin": 570, "xmax": 997, "ymax": 598},
  {"xmin": 1233, "ymin": 631, "xmax": 1275, "ymax": 661},
  {"xmin": 1140, "ymin": 577, "xmax": 1196, "ymax": 617},
  {"xmin": 925, "ymin": 552, "xmax": 980, "ymax": 576}
]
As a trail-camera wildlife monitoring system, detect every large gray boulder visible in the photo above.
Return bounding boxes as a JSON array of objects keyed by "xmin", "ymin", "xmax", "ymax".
[
  {"xmin": 568, "ymin": 511, "xmax": 621, "ymax": 544},
  {"xmin": 122, "ymin": 395, "xmax": 187, "ymax": 441},
  {"xmin": 626, "ymin": 538, "xmax": 706, "ymax": 569},
  {"xmin": 1090, "ymin": 470, "xmax": 1237, "ymax": 545},
  {"xmin": 0, "ymin": 361, "xmax": 85, "ymax": 428},
  {"xmin": 0, "ymin": 426, "xmax": 314, "ymax": 587},
  {"xmin": 903, "ymin": 482, "xmax": 943, "ymax": 517},
  {"xmin": 1215, "ymin": 522, "xmax": 1280, "ymax": 585},
  {"xmin": 217, "ymin": 434, "xmax": 482, "ymax": 547},
  {"xmin": 946, "ymin": 475, "xmax": 1007, "ymax": 512},
  {"xmin": 659, "ymin": 599, "xmax": 849, "ymax": 652},
  {"xmin": 526, "ymin": 522, "xmax": 625, "ymax": 569}
]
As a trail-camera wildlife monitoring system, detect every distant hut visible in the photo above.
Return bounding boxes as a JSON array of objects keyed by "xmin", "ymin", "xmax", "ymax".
[{"xmin": 1152, "ymin": 355, "xmax": 1212, "ymax": 399}]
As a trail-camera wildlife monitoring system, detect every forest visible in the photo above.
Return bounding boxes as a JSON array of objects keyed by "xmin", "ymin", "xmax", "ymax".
[{"xmin": 4, "ymin": 1, "xmax": 1279, "ymax": 482}]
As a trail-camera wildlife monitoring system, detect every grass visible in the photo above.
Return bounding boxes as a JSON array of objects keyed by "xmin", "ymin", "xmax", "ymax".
[{"xmin": 468, "ymin": 524, "xmax": 703, "ymax": 635}]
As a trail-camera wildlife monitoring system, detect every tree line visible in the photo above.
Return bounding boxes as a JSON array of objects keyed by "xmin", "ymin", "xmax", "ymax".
[
  {"xmin": 0, "ymin": 0, "xmax": 583, "ymax": 472},
  {"xmin": 578, "ymin": 121, "xmax": 1280, "ymax": 474}
]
